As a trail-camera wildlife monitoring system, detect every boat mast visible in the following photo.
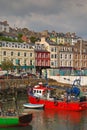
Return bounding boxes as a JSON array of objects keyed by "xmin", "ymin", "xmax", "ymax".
[{"xmin": 79, "ymin": 39, "xmax": 82, "ymax": 85}]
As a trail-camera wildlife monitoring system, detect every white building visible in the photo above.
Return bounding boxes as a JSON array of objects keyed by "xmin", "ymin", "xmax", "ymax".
[{"xmin": 0, "ymin": 21, "xmax": 9, "ymax": 33}]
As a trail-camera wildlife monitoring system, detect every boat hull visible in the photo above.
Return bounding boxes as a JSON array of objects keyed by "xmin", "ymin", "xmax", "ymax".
[
  {"xmin": 28, "ymin": 95, "xmax": 86, "ymax": 111},
  {"xmin": 0, "ymin": 113, "xmax": 32, "ymax": 127},
  {"xmin": 0, "ymin": 117, "xmax": 18, "ymax": 127}
]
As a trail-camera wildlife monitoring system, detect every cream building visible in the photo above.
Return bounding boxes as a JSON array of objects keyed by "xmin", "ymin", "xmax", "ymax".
[{"xmin": 0, "ymin": 41, "xmax": 35, "ymax": 73}]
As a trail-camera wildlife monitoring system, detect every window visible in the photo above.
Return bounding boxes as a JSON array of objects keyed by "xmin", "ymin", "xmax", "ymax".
[
  {"xmin": 30, "ymin": 60, "xmax": 32, "ymax": 65},
  {"xmin": 18, "ymin": 52, "xmax": 20, "ymax": 56},
  {"xmin": 51, "ymin": 48, "xmax": 54, "ymax": 52},
  {"xmin": 15, "ymin": 44, "xmax": 17, "ymax": 48},
  {"xmin": 3, "ymin": 51, "xmax": 6, "ymax": 55},
  {"xmin": 2, "ymin": 43, "xmax": 5, "ymax": 47},
  {"xmin": 11, "ymin": 59, "xmax": 13, "ymax": 62},
  {"xmin": 11, "ymin": 52, "xmax": 13, "ymax": 56},
  {"xmin": 61, "ymin": 61, "xmax": 62, "ymax": 66},
  {"xmin": 51, "ymin": 61, "xmax": 54, "ymax": 66},
  {"xmin": 65, "ymin": 54, "xmax": 67, "ymax": 59},
  {"xmin": 6, "ymin": 44, "xmax": 9, "ymax": 47},
  {"xmin": 30, "ymin": 53, "xmax": 32, "ymax": 57},
  {"xmin": 69, "ymin": 61, "xmax": 71, "ymax": 66},
  {"xmin": 70, "ymin": 54, "xmax": 71, "ymax": 59},
  {"xmin": 24, "ymin": 60, "xmax": 26, "ymax": 64},
  {"xmin": 41, "ymin": 54, "xmax": 44, "ymax": 58},
  {"xmin": 15, "ymin": 59, "xmax": 20, "ymax": 65},
  {"xmin": 51, "ymin": 54, "xmax": 54, "ymax": 58},
  {"xmin": 18, "ymin": 59, "xmax": 20, "ymax": 65},
  {"xmin": 24, "ymin": 52, "xmax": 26, "ymax": 57},
  {"xmin": 55, "ymin": 47, "xmax": 56, "ymax": 52},
  {"xmin": 55, "ymin": 54, "xmax": 57, "ymax": 58},
  {"xmin": 60, "ymin": 54, "xmax": 62, "ymax": 59}
]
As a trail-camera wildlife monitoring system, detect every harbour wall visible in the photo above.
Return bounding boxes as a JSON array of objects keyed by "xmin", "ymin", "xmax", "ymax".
[
  {"xmin": 0, "ymin": 78, "xmax": 60, "ymax": 90},
  {"xmin": 49, "ymin": 75, "xmax": 87, "ymax": 86}
]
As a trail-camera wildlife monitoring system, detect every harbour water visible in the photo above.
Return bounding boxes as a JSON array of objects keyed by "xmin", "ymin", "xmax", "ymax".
[{"xmin": 1, "ymin": 94, "xmax": 87, "ymax": 130}]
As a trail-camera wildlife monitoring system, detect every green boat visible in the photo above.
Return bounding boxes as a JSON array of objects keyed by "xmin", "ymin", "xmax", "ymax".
[{"xmin": 0, "ymin": 113, "xmax": 32, "ymax": 127}]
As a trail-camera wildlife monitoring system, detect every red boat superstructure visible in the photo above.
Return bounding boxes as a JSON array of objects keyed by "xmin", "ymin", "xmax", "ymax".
[{"xmin": 28, "ymin": 82, "xmax": 87, "ymax": 111}]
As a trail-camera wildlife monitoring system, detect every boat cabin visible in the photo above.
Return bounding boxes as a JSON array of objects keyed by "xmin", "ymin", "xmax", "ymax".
[
  {"xmin": 32, "ymin": 82, "xmax": 55, "ymax": 100},
  {"xmin": 33, "ymin": 83, "xmax": 48, "ymax": 97}
]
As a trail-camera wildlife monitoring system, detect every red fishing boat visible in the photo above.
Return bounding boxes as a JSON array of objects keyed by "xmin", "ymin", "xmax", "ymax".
[{"xmin": 27, "ymin": 80, "xmax": 87, "ymax": 111}]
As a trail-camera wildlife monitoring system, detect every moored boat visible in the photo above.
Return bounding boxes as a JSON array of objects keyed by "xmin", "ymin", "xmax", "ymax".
[
  {"xmin": 23, "ymin": 103, "xmax": 44, "ymax": 109},
  {"xmin": 27, "ymin": 81, "xmax": 87, "ymax": 111},
  {"xmin": 0, "ymin": 113, "xmax": 32, "ymax": 127}
]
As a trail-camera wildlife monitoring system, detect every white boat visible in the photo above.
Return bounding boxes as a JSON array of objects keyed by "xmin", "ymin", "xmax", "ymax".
[{"xmin": 23, "ymin": 103, "xmax": 44, "ymax": 109}]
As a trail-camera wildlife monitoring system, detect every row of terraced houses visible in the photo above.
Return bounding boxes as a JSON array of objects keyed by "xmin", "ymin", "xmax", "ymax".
[{"xmin": 0, "ymin": 21, "xmax": 87, "ymax": 76}]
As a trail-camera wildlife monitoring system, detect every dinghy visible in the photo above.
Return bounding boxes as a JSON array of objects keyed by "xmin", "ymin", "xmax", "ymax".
[{"xmin": 23, "ymin": 103, "xmax": 44, "ymax": 109}]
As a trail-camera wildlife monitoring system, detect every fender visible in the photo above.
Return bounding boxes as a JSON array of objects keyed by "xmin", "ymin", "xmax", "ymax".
[{"xmin": 54, "ymin": 101, "xmax": 58, "ymax": 106}]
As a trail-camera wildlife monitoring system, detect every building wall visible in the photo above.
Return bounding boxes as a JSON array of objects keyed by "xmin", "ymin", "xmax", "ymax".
[
  {"xmin": 0, "ymin": 41, "xmax": 35, "ymax": 71},
  {"xmin": 35, "ymin": 51, "xmax": 50, "ymax": 67},
  {"xmin": 73, "ymin": 41, "xmax": 87, "ymax": 69},
  {"xmin": 58, "ymin": 45, "xmax": 73, "ymax": 68}
]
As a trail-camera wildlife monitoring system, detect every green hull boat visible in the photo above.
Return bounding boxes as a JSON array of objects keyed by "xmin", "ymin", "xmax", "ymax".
[{"xmin": 0, "ymin": 113, "xmax": 32, "ymax": 127}]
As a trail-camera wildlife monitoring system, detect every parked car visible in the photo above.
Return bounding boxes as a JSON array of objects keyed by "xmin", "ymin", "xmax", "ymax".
[
  {"xmin": 20, "ymin": 72, "xmax": 28, "ymax": 78},
  {"xmin": 27, "ymin": 72, "xmax": 37, "ymax": 78},
  {"xmin": 1, "ymin": 74, "xmax": 15, "ymax": 79}
]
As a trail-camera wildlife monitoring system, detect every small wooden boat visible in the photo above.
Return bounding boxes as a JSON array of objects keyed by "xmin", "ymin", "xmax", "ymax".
[
  {"xmin": 23, "ymin": 103, "xmax": 44, "ymax": 109},
  {"xmin": 0, "ymin": 113, "xmax": 32, "ymax": 127}
]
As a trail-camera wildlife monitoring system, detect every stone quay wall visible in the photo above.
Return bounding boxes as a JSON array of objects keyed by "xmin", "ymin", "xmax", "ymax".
[{"xmin": 0, "ymin": 78, "xmax": 70, "ymax": 90}]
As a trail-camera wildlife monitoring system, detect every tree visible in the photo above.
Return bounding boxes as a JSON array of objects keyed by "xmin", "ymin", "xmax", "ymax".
[
  {"xmin": 17, "ymin": 33, "xmax": 23, "ymax": 42},
  {"xmin": 30, "ymin": 36, "xmax": 37, "ymax": 43},
  {"xmin": 1, "ymin": 60, "xmax": 14, "ymax": 71}
]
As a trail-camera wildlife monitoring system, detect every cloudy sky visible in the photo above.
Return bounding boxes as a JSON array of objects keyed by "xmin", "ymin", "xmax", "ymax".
[{"xmin": 0, "ymin": 0, "xmax": 87, "ymax": 39}]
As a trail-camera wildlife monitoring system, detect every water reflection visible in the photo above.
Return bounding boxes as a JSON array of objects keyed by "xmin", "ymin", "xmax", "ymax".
[
  {"xmin": 0, "ymin": 125, "xmax": 32, "ymax": 130},
  {"xmin": 44, "ymin": 109, "xmax": 82, "ymax": 123},
  {"xmin": 1, "ymin": 95, "xmax": 87, "ymax": 130},
  {"xmin": 28, "ymin": 109, "xmax": 87, "ymax": 130}
]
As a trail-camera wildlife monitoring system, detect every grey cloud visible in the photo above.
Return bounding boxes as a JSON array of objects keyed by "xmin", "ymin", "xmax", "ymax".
[{"xmin": 0, "ymin": 0, "xmax": 87, "ymax": 39}]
